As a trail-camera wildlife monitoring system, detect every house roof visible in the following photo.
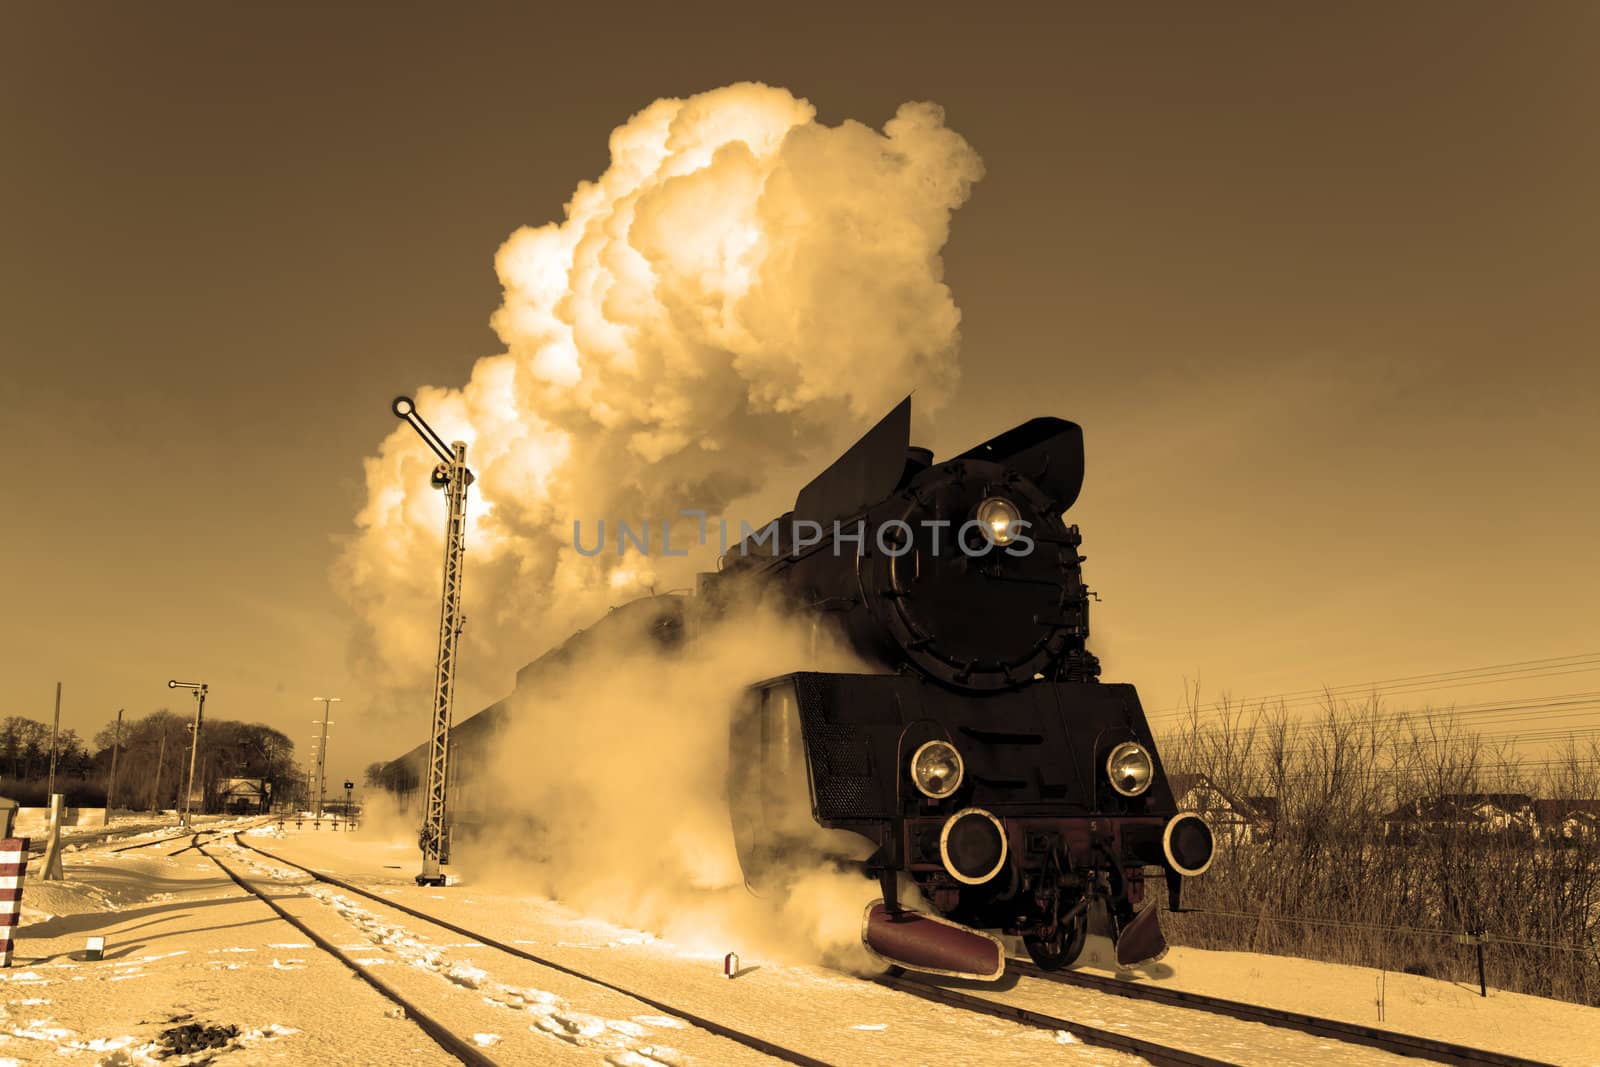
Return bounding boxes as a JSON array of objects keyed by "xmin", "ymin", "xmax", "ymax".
[
  {"xmin": 1246, "ymin": 796, "xmax": 1280, "ymax": 820},
  {"xmin": 1532, "ymin": 799, "xmax": 1600, "ymax": 824},
  {"xmin": 1167, "ymin": 772, "xmax": 1266, "ymax": 824},
  {"xmin": 1384, "ymin": 793, "xmax": 1534, "ymax": 822}
]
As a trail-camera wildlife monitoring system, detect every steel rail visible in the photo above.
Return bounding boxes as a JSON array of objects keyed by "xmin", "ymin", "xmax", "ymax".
[
  {"xmin": 106, "ymin": 834, "xmax": 191, "ymax": 853},
  {"xmin": 18, "ymin": 822, "xmax": 246, "ymax": 856},
  {"xmin": 1009, "ymin": 960, "xmax": 1556, "ymax": 1067},
  {"xmin": 230, "ymin": 834, "xmax": 833, "ymax": 1067},
  {"xmin": 103, "ymin": 818, "xmax": 274, "ymax": 855},
  {"xmin": 193, "ymin": 834, "xmax": 495, "ymax": 1067},
  {"xmin": 872, "ymin": 970, "xmax": 1236, "ymax": 1067},
  {"xmin": 22, "ymin": 823, "xmax": 182, "ymax": 855}
]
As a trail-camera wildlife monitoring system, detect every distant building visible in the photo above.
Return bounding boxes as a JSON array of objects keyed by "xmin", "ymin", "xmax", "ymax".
[
  {"xmin": 1531, "ymin": 799, "xmax": 1600, "ymax": 845},
  {"xmin": 1381, "ymin": 793, "xmax": 1535, "ymax": 842},
  {"xmin": 1244, "ymin": 795, "xmax": 1280, "ymax": 839},
  {"xmin": 216, "ymin": 778, "xmax": 270, "ymax": 814},
  {"xmin": 322, "ymin": 797, "xmax": 362, "ymax": 819},
  {"xmin": 1168, "ymin": 773, "xmax": 1272, "ymax": 843}
]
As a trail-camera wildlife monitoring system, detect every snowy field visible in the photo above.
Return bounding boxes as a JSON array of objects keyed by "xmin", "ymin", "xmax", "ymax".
[
  {"xmin": 8, "ymin": 811, "xmax": 204, "ymax": 850},
  {"xmin": 2, "ymin": 822, "xmax": 1597, "ymax": 1066}
]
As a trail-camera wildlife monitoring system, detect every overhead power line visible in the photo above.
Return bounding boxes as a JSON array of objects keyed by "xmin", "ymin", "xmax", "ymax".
[
  {"xmin": 1148, "ymin": 652, "xmax": 1600, "ymax": 722},
  {"xmin": 1157, "ymin": 690, "xmax": 1600, "ymax": 737}
]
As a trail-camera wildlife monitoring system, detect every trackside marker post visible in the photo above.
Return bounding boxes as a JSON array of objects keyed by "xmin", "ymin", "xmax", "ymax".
[
  {"xmin": 0, "ymin": 836, "xmax": 30, "ymax": 967},
  {"xmin": 39, "ymin": 794, "xmax": 65, "ymax": 881},
  {"xmin": 1454, "ymin": 931, "xmax": 1492, "ymax": 997}
]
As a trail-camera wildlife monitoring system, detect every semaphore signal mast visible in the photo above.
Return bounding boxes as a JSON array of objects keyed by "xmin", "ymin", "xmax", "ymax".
[
  {"xmin": 167, "ymin": 680, "xmax": 207, "ymax": 828},
  {"xmin": 391, "ymin": 395, "xmax": 474, "ymax": 887}
]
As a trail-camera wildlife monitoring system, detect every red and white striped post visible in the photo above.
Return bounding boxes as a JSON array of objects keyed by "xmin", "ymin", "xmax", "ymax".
[{"xmin": 1, "ymin": 837, "xmax": 30, "ymax": 967}]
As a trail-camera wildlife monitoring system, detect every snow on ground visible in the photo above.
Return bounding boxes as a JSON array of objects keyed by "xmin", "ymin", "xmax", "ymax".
[
  {"xmin": 1060, "ymin": 933, "xmax": 1600, "ymax": 1067},
  {"xmin": 12, "ymin": 811, "xmax": 182, "ymax": 845},
  {"xmin": 229, "ymin": 828, "xmax": 1600, "ymax": 1065},
  {"xmin": 1, "ymin": 827, "xmax": 458, "ymax": 1065},
  {"xmin": 262, "ymin": 831, "xmax": 1600, "ymax": 1067},
  {"xmin": 11, "ymin": 817, "xmax": 265, "ymax": 925},
  {"xmin": 4, "ymin": 821, "xmax": 1598, "ymax": 1065},
  {"xmin": 214, "ymin": 834, "xmax": 1128, "ymax": 1066}
]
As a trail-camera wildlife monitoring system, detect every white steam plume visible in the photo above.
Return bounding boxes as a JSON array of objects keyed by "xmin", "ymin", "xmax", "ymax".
[
  {"xmin": 455, "ymin": 605, "xmax": 915, "ymax": 972},
  {"xmin": 338, "ymin": 82, "xmax": 983, "ymax": 700}
]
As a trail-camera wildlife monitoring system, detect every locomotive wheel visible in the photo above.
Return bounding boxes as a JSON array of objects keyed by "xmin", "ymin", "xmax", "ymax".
[{"xmin": 1023, "ymin": 909, "xmax": 1089, "ymax": 970}]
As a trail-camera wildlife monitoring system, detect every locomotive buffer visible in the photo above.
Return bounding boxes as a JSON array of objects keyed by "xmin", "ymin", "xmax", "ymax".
[{"xmin": 391, "ymin": 395, "xmax": 475, "ymax": 887}]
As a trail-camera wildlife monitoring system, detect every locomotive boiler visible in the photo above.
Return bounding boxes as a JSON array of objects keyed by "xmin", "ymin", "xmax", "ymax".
[{"xmin": 711, "ymin": 398, "xmax": 1214, "ymax": 980}]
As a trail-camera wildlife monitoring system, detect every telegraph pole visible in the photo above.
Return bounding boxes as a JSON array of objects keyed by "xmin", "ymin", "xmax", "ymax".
[
  {"xmin": 47, "ymin": 682, "xmax": 61, "ymax": 798},
  {"xmin": 105, "ymin": 708, "xmax": 124, "ymax": 823},
  {"xmin": 391, "ymin": 395, "xmax": 474, "ymax": 886},
  {"xmin": 311, "ymin": 697, "xmax": 340, "ymax": 818},
  {"xmin": 168, "ymin": 680, "xmax": 208, "ymax": 827},
  {"xmin": 152, "ymin": 730, "xmax": 167, "ymax": 811}
]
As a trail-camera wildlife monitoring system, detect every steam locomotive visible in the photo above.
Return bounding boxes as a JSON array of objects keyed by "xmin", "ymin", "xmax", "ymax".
[
  {"xmin": 382, "ymin": 398, "xmax": 1214, "ymax": 981},
  {"xmin": 710, "ymin": 398, "xmax": 1212, "ymax": 979}
]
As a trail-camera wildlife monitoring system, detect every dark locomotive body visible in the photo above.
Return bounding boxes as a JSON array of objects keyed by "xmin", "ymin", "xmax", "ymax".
[{"xmin": 712, "ymin": 398, "xmax": 1213, "ymax": 974}]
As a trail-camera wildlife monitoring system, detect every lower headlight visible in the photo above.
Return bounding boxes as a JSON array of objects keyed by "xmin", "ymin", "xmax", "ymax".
[
  {"xmin": 1164, "ymin": 812, "xmax": 1215, "ymax": 876},
  {"xmin": 939, "ymin": 808, "xmax": 1008, "ymax": 885},
  {"xmin": 1106, "ymin": 741, "xmax": 1154, "ymax": 797},
  {"xmin": 911, "ymin": 740, "xmax": 964, "ymax": 799}
]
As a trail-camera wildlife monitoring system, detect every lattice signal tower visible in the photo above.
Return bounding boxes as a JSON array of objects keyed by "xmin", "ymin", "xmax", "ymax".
[{"xmin": 391, "ymin": 395, "xmax": 474, "ymax": 886}]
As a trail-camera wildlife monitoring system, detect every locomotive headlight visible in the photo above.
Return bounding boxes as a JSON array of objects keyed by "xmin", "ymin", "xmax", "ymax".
[
  {"xmin": 910, "ymin": 740, "xmax": 964, "ymax": 799},
  {"xmin": 1106, "ymin": 741, "xmax": 1155, "ymax": 797},
  {"xmin": 974, "ymin": 496, "xmax": 1023, "ymax": 546}
]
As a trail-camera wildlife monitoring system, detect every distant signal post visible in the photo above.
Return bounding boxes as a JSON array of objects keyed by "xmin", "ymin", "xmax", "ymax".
[
  {"xmin": 168, "ymin": 680, "xmax": 208, "ymax": 828},
  {"xmin": 391, "ymin": 395, "xmax": 475, "ymax": 887},
  {"xmin": 311, "ymin": 696, "xmax": 340, "ymax": 818}
]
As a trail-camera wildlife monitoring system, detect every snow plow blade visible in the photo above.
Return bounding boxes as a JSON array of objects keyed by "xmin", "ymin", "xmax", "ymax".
[
  {"xmin": 1114, "ymin": 900, "xmax": 1168, "ymax": 966},
  {"xmin": 861, "ymin": 901, "xmax": 1006, "ymax": 981}
]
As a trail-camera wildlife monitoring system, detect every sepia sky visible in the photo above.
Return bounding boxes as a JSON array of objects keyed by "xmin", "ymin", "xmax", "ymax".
[{"xmin": 4, "ymin": 2, "xmax": 1598, "ymax": 788}]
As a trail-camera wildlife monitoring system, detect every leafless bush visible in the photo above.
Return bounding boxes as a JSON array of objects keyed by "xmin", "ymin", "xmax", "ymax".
[{"xmin": 1160, "ymin": 691, "xmax": 1600, "ymax": 1006}]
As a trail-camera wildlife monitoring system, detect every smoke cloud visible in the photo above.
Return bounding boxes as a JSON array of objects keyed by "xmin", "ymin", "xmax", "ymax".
[
  {"xmin": 450, "ymin": 605, "xmax": 902, "ymax": 970},
  {"xmin": 337, "ymin": 82, "xmax": 984, "ymax": 699}
]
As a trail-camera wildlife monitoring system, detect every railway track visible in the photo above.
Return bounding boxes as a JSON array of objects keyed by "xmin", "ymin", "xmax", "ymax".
[
  {"xmin": 872, "ymin": 969, "xmax": 1233, "ymax": 1067},
  {"xmin": 232, "ymin": 835, "xmax": 1336, "ymax": 1067},
  {"xmin": 880, "ymin": 957, "xmax": 1563, "ymax": 1067},
  {"xmin": 191, "ymin": 833, "xmax": 500, "ymax": 1066},
  {"xmin": 206, "ymin": 833, "xmax": 831, "ymax": 1067},
  {"xmin": 13, "ymin": 816, "xmax": 272, "ymax": 856},
  {"xmin": 216, "ymin": 834, "xmax": 1561, "ymax": 1067},
  {"xmin": 20, "ymin": 821, "xmax": 176, "ymax": 855},
  {"xmin": 107, "ymin": 819, "xmax": 272, "ymax": 855},
  {"xmin": 1008, "ymin": 959, "xmax": 1555, "ymax": 1067},
  {"xmin": 24, "ymin": 818, "xmax": 1527, "ymax": 1066}
]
